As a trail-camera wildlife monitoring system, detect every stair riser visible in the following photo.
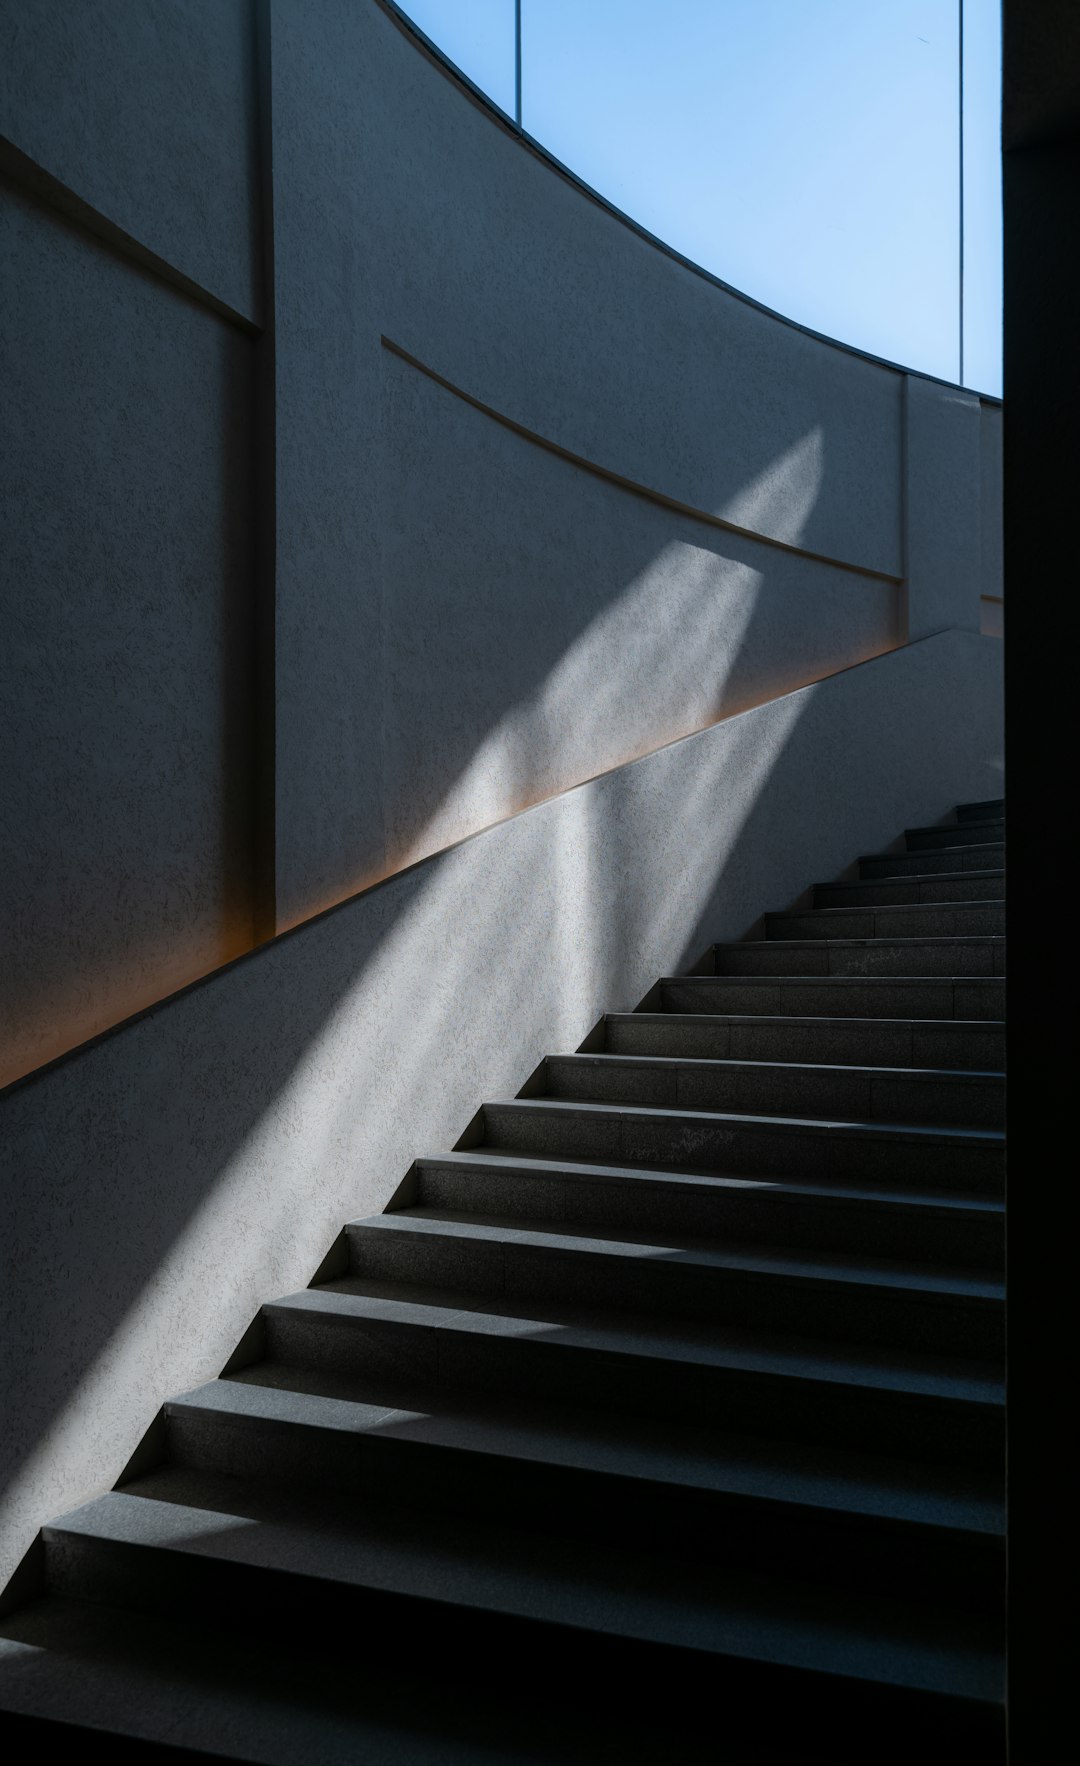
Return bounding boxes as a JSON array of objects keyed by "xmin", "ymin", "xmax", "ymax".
[
  {"xmin": 163, "ymin": 1408, "xmax": 1005, "ymax": 1613},
  {"xmin": 767, "ymin": 906, "xmax": 1005, "ymax": 940},
  {"xmin": 39, "ymin": 1529, "xmax": 1003, "ymax": 1762},
  {"xmin": 957, "ymin": 801, "xmax": 1004, "ymax": 823},
  {"xmin": 482, "ymin": 1105, "xmax": 1003, "ymax": 1195},
  {"xmin": 714, "ymin": 941, "xmax": 1004, "ymax": 977},
  {"xmin": 813, "ymin": 874, "xmax": 1004, "ymax": 908},
  {"xmin": 605, "ymin": 1015, "xmax": 1005, "ymax": 1072},
  {"xmin": 906, "ymin": 823, "xmax": 1003, "ymax": 851},
  {"xmin": 544, "ymin": 1058, "xmax": 1004, "ymax": 1129},
  {"xmin": 261, "ymin": 1309, "xmax": 1003, "ymax": 1468},
  {"xmin": 348, "ymin": 1227, "xmax": 1003, "ymax": 1356},
  {"xmin": 416, "ymin": 1161, "xmax": 1004, "ymax": 1267},
  {"xmin": 662, "ymin": 978, "xmax": 1004, "ymax": 1021},
  {"xmin": 860, "ymin": 846, "xmax": 1003, "ymax": 878}
]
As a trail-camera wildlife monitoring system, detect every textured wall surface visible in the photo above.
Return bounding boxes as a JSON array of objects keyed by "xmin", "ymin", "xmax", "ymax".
[
  {"xmin": 0, "ymin": 0, "xmax": 260, "ymax": 322},
  {"xmin": 0, "ymin": 629, "xmax": 1004, "ymax": 1595},
  {"xmin": 0, "ymin": 184, "xmax": 256, "ymax": 1087},
  {"xmin": 1, "ymin": 0, "xmax": 1001, "ymax": 1061}
]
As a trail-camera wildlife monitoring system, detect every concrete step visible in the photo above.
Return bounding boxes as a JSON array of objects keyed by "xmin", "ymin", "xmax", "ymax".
[
  {"xmin": 812, "ymin": 872, "xmax": 1004, "ymax": 909},
  {"xmin": 344, "ymin": 1212, "xmax": 1003, "ymax": 1356},
  {"xmin": 859, "ymin": 845, "xmax": 1003, "ymax": 879},
  {"xmin": 765, "ymin": 902, "xmax": 1004, "ymax": 941},
  {"xmin": 542, "ymin": 1052, "xmax": 1004, "ymax": 1128},
  {"xmin": 414, "ymin": 1151, "xmax": 1004, "ymax": 1267},
  {"xmin": 257, "ymin": 1286, "xmax": 1004, "ymax": 1468},
  {"xmin": 904, "ymin": 819, "xmax": 1004, "ymax": 852},
  {"xmin": 604, "ymin": 1011, "xmax": 1005, "ymax": 1071},
  {"xmin": 32, "ymin": 1489, "xmax": 1003, "ymax": 1762},
  {"xmin": 660, "ymin": 974, "xmax": 1005, "ymax": 1021},
  {"xmin": 163, "ymin": 1374, "xmax": 1005, "ymax": 1610},
  {"xmin": 956, "ymin": 799, "xmax": 1004, "ymax": 823},
  {"xmin": 479, "ymin": 1098, "xmax": 1002, "ymax": 1194},
  {"xmin": 0, "ymin": 1591, "xmax": 775, "ymax": 1766},
  {"xmin": 713, "ymin": 936, "xmax": 1004, "ymax": 977}
]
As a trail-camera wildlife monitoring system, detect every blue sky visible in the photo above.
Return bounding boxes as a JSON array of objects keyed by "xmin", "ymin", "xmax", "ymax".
[{"xmin": 397, "ymin": 0, "xmax": 1002, "ymax": 395}]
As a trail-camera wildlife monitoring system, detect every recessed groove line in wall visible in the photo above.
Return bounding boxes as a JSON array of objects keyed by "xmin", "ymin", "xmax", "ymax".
[
  {"xmin": 0, "ymin": 136, "xmax": 260, "ymax": 337},
  {"xmin": 382, "ymin": 336, "xmax": 903, "ymax": 587}
]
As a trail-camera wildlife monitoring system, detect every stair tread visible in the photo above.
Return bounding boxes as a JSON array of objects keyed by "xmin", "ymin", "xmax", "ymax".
[
  {"xmin": 664, "ymin": 975, "xmax": 1004, "ymax": 986},
  {"xmin": 484, "ymin": 1094, "xmax": 1004, "ymax": 1145},
  {"xmin": 721, "ymin": 935, "xmax": 1004, "ymax": 947},
  {"xmin": 268, "ymin": 1283, "xmax": 1004, "ymax": 1403},
  {"xmin": 172, "ymin": 1373, "xmax": 1006, "ymax": 1532},
  {"xmin": 358, "ymin": 1208, "xmax": 1004, "ymax": 1299},
  {"xmin": 859, "ymin": 844, "xmax": 1003, "ymax": 859},
  {"xmin": 768, "ymin": 903, "xmax": 1004, "ymax": 921},
  {"xmin": 418, "ymin": 1147, "xmax": 1004, "ymax": 1212},
  {"xmin": 549, "ymin": 1053, "xmax": 1004, "ymax": 1083},
  {"xmin": 905, "ymin": 820, "xmax": 1003, "ymax": 836},
  {"xmin": 608, "ymin": 1010, "xmax": 1005, "ymax": 1031},
  {"xmin": 42, "ymin": 1485, "xmax": 1003, "ymax": 1700},
  {"xmin": 811, "ymin": 872, "xmax": 1004, "ymax": 889}
]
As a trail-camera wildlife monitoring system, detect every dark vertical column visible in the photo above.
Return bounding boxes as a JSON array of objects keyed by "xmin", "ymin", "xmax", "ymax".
[
  {"xmin": 1001, "ymin": 3, "xmax": 1080, "ymax": 1755},
  {"xmin": 958, "ymin": 0, "xmax": 964, "ymax": 385},
  {"xmin": 252, "ymin": 0, "xmax": 277, "ymax": 941}
]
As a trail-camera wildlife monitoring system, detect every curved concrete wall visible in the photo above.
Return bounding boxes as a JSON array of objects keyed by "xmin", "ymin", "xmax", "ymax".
[
  {"xmin": 1, "ymin": 0, "xmax": 1004, "ymax": 1601},
  {"xmin": 269, "ymin": 0, "xmax": 912, "ymax": 922},
  {"xmin": 2, "ymin": 0, "xmax": 1000, "ymax": 1085}
]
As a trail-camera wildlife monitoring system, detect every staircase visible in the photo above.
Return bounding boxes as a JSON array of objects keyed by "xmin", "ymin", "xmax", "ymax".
[{"xmin": 0, "ymin": 800, "xmax": 1006, "ymax": 1763}]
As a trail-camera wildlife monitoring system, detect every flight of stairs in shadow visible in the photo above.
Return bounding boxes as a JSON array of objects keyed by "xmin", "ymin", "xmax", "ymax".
[{"xmin": 0, "ymin": 800, "xmax": 1006, "ymax": 1764}]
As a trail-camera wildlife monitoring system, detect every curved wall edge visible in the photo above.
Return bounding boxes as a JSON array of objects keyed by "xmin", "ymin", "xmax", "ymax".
[
  {"xmin": 0, "ymin": 628, "xmax": 1004, "ymax": 1596},
  {"xmin": 375, "ymin": 0, "xmax": 1002, "ymax": 406}
]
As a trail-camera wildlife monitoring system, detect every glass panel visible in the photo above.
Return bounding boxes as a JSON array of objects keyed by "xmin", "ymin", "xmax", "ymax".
[
  {"xmin": 523, "ymin": 0, "xmax": 961, "ymax": 381},
  {"xmin": 961, "ymin": 0, "xmax": 1003, "ymax": 395},
  {"xmin": 397, "ymin": 0, "xmax": 517, "ymax": 119}
]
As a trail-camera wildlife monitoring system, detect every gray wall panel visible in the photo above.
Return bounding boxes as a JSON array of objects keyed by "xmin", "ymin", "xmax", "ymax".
[
  {"xmin": 0, "ymin": 0, "xmax": 260, "ymax": 322},
  {"xmin": 0, "ymin": 186, "xmax": 255, "ymax": 1088}
]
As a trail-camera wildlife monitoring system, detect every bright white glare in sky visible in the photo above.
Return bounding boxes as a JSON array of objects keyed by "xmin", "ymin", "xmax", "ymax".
[{"xmin": 397, "ymin": 0, "xmax": 1002, "ymax": 395}]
